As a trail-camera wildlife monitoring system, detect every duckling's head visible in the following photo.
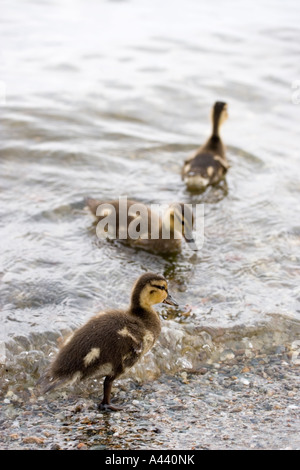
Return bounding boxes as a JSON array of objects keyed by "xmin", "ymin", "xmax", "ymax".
[
  {"xmin": 163, "ymin": 203, "xmax": 195, "ymax": 245},
  {"xmin": 211, "ymin": 101, "xmax": 228, "ymax": 134},
  {"xmin": 131, "ymin": 272, "xmax": 178, "ymax": 311}
]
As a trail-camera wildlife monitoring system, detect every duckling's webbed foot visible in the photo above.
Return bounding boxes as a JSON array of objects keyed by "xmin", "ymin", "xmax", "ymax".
[{"xmin": 98, "ymin": 402, "xmax": 123, "ymax": 412}]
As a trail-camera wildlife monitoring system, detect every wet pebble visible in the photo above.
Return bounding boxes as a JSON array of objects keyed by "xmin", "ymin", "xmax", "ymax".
[{"xmin": 23, "ymin": 436, "xmax": 45, "ymax": 445}]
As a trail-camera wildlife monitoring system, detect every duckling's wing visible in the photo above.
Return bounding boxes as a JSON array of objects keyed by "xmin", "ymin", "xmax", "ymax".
[
  {"xmin": 213, "ymin": 154, "xmax": 229, "ymax": 170},
  {"xmin": 86, "ymin": 198, "xmax": 124, "ymax": 217}
]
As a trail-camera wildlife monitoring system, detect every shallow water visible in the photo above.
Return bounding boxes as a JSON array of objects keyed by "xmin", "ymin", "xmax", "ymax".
[{"xmin": 1, "ymin": 0, "xmax": 300, "ymax": 398}]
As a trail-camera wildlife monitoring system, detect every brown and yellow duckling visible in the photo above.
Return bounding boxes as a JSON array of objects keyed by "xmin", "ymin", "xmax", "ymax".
[
  {"xmin": 86, "ymin": 198, "xmax": 196, "ymax": 253},
  {"xmin": 37, "ymin": 273, "xmax": 177, "ymax": 411},
  {"xmin": 182, "ymin": 101, "xmax": 229, "ymax": 191}
]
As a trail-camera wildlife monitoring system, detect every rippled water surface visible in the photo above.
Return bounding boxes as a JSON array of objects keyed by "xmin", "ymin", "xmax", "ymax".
[{"xmin": 1, "ymin": 0, "xmax": 300, "ymax": 390}]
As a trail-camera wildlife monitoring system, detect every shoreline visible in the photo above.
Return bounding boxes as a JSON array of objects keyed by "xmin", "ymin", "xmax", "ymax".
[{"xmin": 1, "ymin": 351, "xmax": 299, "ymax": 450}]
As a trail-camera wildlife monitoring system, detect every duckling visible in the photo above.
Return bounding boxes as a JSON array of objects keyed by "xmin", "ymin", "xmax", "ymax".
[
  {"xmin": 86, "ymin": 198, "xmax": 196, "ymax": 254},
  {"xmin": 37, "ymin": 273, "xmax": 178, "ymax": 411},
  {"xmin": 182, "ymin": 101, "xmax": 229, "ymax": 191}
]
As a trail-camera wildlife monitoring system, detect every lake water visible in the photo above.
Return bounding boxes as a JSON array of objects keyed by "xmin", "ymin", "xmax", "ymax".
[{"xmin": 1, "ymin": 0, "xmax": 300, "ymax": 389}]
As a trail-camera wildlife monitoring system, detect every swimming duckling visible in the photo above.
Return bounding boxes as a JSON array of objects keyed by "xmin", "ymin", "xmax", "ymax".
[
  {"xmin": 37, "ymin": 273, "xmax": 178, "ymax": 411},
  {"xmin": 182, "ymin": 101, "xmax": 229, "ymax": 191},
  {"xmin": 86, "ymin": 198, "xmax": 196, "ymax": 253}
]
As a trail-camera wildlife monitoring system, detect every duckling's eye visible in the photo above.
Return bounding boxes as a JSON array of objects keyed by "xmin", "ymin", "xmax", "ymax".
[{"xmin": 151, "ymin": 284, "xmax": 166, "ymax": 291}]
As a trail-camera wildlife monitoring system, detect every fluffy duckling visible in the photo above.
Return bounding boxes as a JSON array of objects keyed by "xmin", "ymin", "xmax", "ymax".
[
  {"xmin": 182, "ymin": 101, "xmax": 229, "ymax": 191},
  {"xmin": 37, "ymin": 273, "xmax": 178, "ymax": 411},
  {"xmin": 86, "ymin": 198, "xmax": 196, "ymax": 253}
]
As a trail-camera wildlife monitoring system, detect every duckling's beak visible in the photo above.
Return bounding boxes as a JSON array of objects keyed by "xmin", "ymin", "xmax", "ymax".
[
  {"xmin": 184, "ymin": 233, "xmax": 198, "ymax": 251},
  {"xmin": 163, "ymin": 292, "xmax": 178, "ymax": 307},
  {"xmin": 184, "ymin": 233, "xmax": 195, "ymax": 244}
]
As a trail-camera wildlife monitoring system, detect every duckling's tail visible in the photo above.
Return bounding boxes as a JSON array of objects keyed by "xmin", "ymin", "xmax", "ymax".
[
  {"xmin": 85, "ymin": 197, "xmax": 103, "ymax": 216},
  {"xmin": 36, "ymin": 372, "xmax": 69, "ymax": 394}
]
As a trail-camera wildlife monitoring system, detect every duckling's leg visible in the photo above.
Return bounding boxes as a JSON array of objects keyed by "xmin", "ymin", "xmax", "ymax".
[{"xmin": 98, "ymin": 375, "xmax": 122, "ymax": 412}]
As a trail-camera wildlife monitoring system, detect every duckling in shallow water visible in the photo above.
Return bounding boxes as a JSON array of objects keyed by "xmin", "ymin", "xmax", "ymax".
[
  {"xmin": 182, "ymin": 101, "xmax": 229, "ymax": 191},
  {"xmin": 37, "ymin": 273, "xmax": 177, "ymax": 411},
  {"xmin": 86, "ymin": 198, "xmax": 196, "ymax": 253}
]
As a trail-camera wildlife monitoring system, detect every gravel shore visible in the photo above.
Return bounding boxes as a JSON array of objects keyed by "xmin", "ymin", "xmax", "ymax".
[{"xmin": 1, "ymin": 351, "xmax": 299, "ymax": 450}]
